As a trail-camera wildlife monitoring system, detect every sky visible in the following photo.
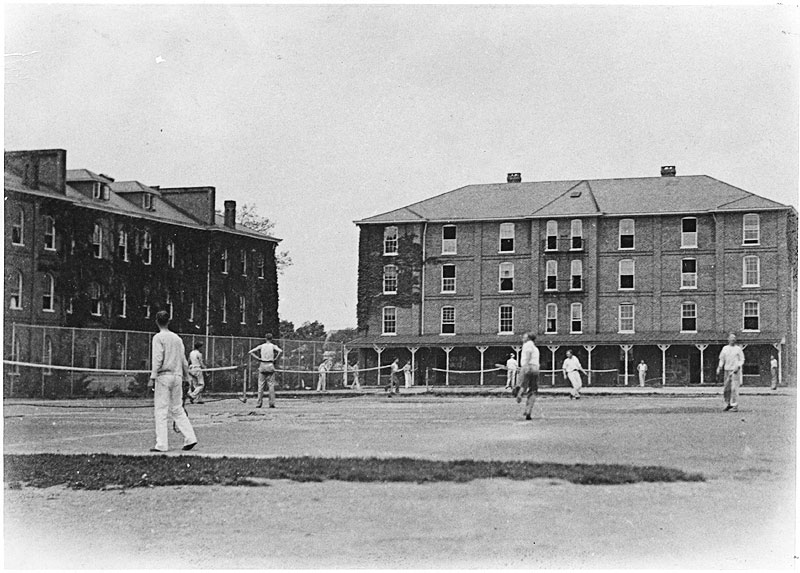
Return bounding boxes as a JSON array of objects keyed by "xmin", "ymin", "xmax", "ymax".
[{"xmin": 5, "ymin": 3, "xmax": 799, "ymax": 330}]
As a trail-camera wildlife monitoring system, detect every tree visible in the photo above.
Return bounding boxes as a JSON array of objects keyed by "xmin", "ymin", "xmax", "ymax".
[
  {"xmin": 292, "ymin": 320, "xmax": 327, "ymax": 341},
  {"xmin": 218, "ymin": 203, "xmax": 292, "ymax": 273},
  {"xmin": 327, "ymin": 328, "xmax": 359, "ymax": 345},
  {"xmin": 278, "ymin": 319, "xmax": 295, "ymax": 340}
]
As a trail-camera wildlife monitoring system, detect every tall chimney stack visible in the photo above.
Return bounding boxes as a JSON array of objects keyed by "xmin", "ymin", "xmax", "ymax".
[
  {"xmin": 224, "ymin": 200, "xmax": 236, "ymax": 228},
  {"xmin": 660, "ymin": 166, "xmax": 676, "ymax": 177},
  {"xmin": 507, "ymin": 172, "xmax": 522, "ymax": 183}
]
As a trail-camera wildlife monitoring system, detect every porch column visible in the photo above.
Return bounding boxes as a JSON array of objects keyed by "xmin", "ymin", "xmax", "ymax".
[
  {"xmin": 408, "ymin": 347, "xmax": 419, "ymax": 386},
  {"xmin": 476, "ymin": 346, "xmax": 488, "ymax": 386},
  {"xmin": 547, "ymin": 345, "xmax": 559, "ymax": 386},
  {"xmin": 620, "ymin": 345, "xmax": 633, "ymax": 386},
  {"xmin": 343, "ymin": 346, "xmax": 350, "ymax": 387},
  {"xmin": 657, "ymin": 344, "xmax": 671, "ymax": 386},
  {"xmin": 773, "ymin": 340, "xmax": 783, "ymax": 386},
  {"xmin": 443, "ymin": 347, "xmax": 454, "ymax": 386},
  {"xmin": 583, "ymin": 345, "xmax": 596, "ymax": 385},
  {"xmin": 513, "ymin": 346, "xmax": 521, "ymax": 362},
  {"xmin": 695, "ymin": 344, "xmax": 708, "ymax": 384},
  {"xmin": 372, "ymin": 345, "xmax": 385, "ymax": 386}
]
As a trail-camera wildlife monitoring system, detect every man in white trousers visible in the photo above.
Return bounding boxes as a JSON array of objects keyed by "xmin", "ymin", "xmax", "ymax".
[
  {"xmin": 637, "ymin": 360, "xmax": 648, "ymax": 387},
  {"xmin": 149, "ymin": 311, "xmax": 197, "ymax": 452},
  {"xmin": 517, "ymin": 332, "xmax": 540, "ymax": 421},
  {"xmin": 717, "ymin": 333, "xmax": 745, "ymax": 412},
  {"xmin": 505, "ymin": 353, "xmax": 518, "ymax": 390},
  {"xmin": 248, "ymin": 333, "xmax": 282, "ymax": 408},
  {"xmin": 187, "ymin": 341, "xmax": 206, "ymax": 404},
  {"xmin": 562, "ymin": 350, "xmax": 587, "ymax": 399}
]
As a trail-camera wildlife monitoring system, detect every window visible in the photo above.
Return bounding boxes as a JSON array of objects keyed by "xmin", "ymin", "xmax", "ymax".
[
  {"xmin": 570, "ymin": 302, "xmax": 583, "ymax": 334},
  {"xmin": 89, "ymin": 339, "xmax": 100, "ymax": 369},
  {"xmin": 143, "ymin": 193, "xmax": 153, "ymax": 210},
  {"xmin": 499, "ymin": 223, "xmax": 515, "ymax": 252},
  {"xmin": 166, "ymin": 293, "xmax": 173, "ymax": 320},
  {"xmin": 383, "ymin": 265, "xmax": 398, "ymax": 294},
  {"xmin": 221, "ymin": 294, "xmax": 227, "ymax": 323},
  {"xmin": 258, "ymin": 302, "xmax": 264, "ymax": 325},
  {"xmin": 167, "ymin": 241, "xmax": 176, "ymax": 268},
  {"xmin": 619, "ymin": 259, "xmax": 635, "ymax": 290},
  {"xmin": 189, "ymin": 300, "xmax": 195, "ymax": 322},
  {"xmin": 499, "ymin": 262, "xmax": 514, "ymax": 292},
  {"xmin": 240, "ymin": 295, "xmax": 246, "ymax": 324},
  {"xmin": 383, "ymin": 226, "xmax": 398, "ymax": 255},
  {"xmin": 619, "ymin": 219, "xmax": 635, "ymax": 249},
  {"xmin": 681, "ymin": 302, "xmax": 697, "ymax": 332},
  {"xmin": 441, "ymin": 264, "xmax": 456, "ymax": 293},
  {"xmin": 92, "ymin": 224, "xmax": 103, "ymax": 258},
  {"xmin": 382, "ymin": 306, "xmax": 397, "ymax": 335},
  {"xmin": 44, "ymin": 216, "xmax": 56, "ymax": 251},
  {"xmin": 42, "ymin": 274, "xmax": 54, "ymax": 312},
  {"xmin": 743, "ymin": 301, "xmax": 759, "ymax": 331},
  {"xmin": 44, "ymin": 336, "xmax": 53, "ymax": 376},
  {"xmin": 66, "ymin": 297, "xmax": 73, "ymax": 314},
  {"xmin": 90, "ymin": 282, "xmax": 102, "ymax": 316},
  {"xmin": 10, "ymin": 270, "xmax": 23, "ymax": 309},
  {"xmin": 618, "ymin": 304, "xmax": 635, "ymax": 333},
  {"xmin": 441, "ymin": 306, "xmax": 455, "ymax": 335},
  {"xmin": 743, "ymin": 256, "xmax": 760, "ymax": 287},
  {"xmin": 499, "ymin": 305, "xmax": 514, "ymax": 334},
  {"xmin": 240, "ymin": 249, "xmax": 247, "ymax": 275},
  {"xmin": 93, "ymin": 183, "xmax": 102, "ymax": 200},
  {"xmin": 571, "ymin": 220, "xmax": 583, "ymax": 250},
  {"xmin": 442, "ymin": 225, "xmax": 457, "ymax": 254},
  {"xmin": 258, "ymin": 255, "xmax": 265, "ymax": 279},
  {"xmin": 681, "ymin": 258, "xmax": 697, "ymax": 289},
  {"xmin": 743, "ymin": 213, "xmax": 760, "ymax": 245},
  {"xmin": 546, "ymin": 220, "xmax": 558, "ymax": 250},
  {"xmin": 143, "ymin": 299, "xmax": 151, "ymax": 319},
  {"xmin": 545, "ymin": 303, "xmax": 557, "ymax": 333},
  {"xmin": 118, "ymin": 230, "xmax": 129, "ymax": 261},
  {"xmin": 221, "ymin": 249, "xmax": 229, "ymax": 273},
  {"xmin": 12, "ymin": 211, "xmax": 24, "ymax": 245},
  {"xmin": 681, "ymin": 217, "xmax": 698, "ymax": 248},
  {"xmin": 545, "ymin": 260, "xmax": 558, "ymax": 291},
  {"xmin": 570, "ymin": 260, "xmax": 583, "ymax": 290},
  {"xmin": 142, "ymin": 231, "xmax": 152, "ymax": 265},
  {"xmin": 118, "ymin": 286, "xmax": 127, "ymax": 318}
]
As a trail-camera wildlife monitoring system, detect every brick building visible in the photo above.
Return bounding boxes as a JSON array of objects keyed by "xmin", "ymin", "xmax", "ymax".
[
  {"xmin": 353, "ymin": 168, "xmax": 797, "ymax": 387},
  {"xmin": 5, "ymin": 148, "xmax": 281, "ymax": 375}
]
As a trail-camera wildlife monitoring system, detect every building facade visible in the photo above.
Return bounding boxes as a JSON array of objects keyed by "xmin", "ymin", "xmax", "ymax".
[{"xmin": 353, "ymin": 168, "xmax": 797, "ymax": 387}]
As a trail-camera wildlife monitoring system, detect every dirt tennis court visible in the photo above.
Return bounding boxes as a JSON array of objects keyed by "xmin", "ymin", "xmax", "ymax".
[{"xmin": 4, "ymin": 391, "xmax": 796, "ymax": 568}]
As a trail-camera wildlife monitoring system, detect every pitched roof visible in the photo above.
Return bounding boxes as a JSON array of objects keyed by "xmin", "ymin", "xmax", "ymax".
[
  {"xmin": 65, "ymin": 169, "xmax": 114, "ymax": 183},
  {"xmin": 109, "ymin": 180, "xmax": 163, "ymax": 196},
  {"xmin": 356, "ymin": 174, "xmax": 790, "ymax": 224},
  {"xmin": 212, "ymin": 213, "xmax": 281, "ymax": 242}
]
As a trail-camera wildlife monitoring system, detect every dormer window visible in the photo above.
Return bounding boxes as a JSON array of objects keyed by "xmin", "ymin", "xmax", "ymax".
[
  {"xmin": 93, "ymin": 183, "xmax": 110, "ymax": 201},
  {"xmin": 143, "ymin": 193, "xmax": 153, "ymax": 210}
]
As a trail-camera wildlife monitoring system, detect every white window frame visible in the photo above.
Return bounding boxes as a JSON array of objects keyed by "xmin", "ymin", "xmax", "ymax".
[
  {"xmin": 619, "ymin": 219, "xmax": 635, "ymax": 250},
  {"xmin": 222, "ymin": 249, "xmax": 229, "ymax": 274},
  {"xmin": 742, "ymin": 213, "xmax": 760, "ymax": 245},
  {"xmin": 570, "ymin": 259, "xmax": 583, "ymax": 291},
  {"xmin": 143, "ymin": 193, "xmax": 153, "ymax": 210},
  {"xmin": 743, "ymin": 300, "xmax": 760, "ymax": 332},
  {"xmin": 570, "ymin": 302, "xmax": 583, "ymax": 334},
  {"xmin": 12, "ymin": 211, "xmax": 24, "ymax": 246},
  {"xmin": 441, "ymin": 225, "xmax": 457, "ymax": 255},
  {"xmin": 545, "ymin": 303, "xmax": 558, "ymax": 334},
  {"xmin": 681, "ymin": 217, "xmax": 698, "ymax": 249},
  {"xmin": 498, "ymin": 305, "xmax": 514, "ymax": 334},
  {"xmin": 118, "ymin": 230, "xmax": 129, "ymax": 262},
  {"xmin": 167, "ymin": 241, "xmax": 176, "ymax": 268},
  {"xmin": 570, "ymin": 219, "xmax": 583, "ymax": 250},
  {"xmin": 619, "ymin": 259, "xmax": 635, "ymax": 290},
  {"xmin": 382, "ymin": 306, "xmax": 397, "ymax": 335},
  {"xmin": 545, "ymin": 220, "xmax": 558, "ymax": 251},
  {"xmin": 189, "ymin": 300, "xmax": 195, "ymax": 323},
  {"xmin": 10, "ymin": 270, "xmax": 23, "ymax": 310},
  {"xmin": 240, "ymin": 295, "xmax": 247, "ymax": 324},
  {"xmin": 441, "ymin": 264, "xmax": 456, "ymax": 293},
  {"xmin": 44, "ymin": 336, "xmax": 53, "ymax": 375},
  {"xmin": 383, "ymin": 226, "xmax": 399, "ymax": 256},
  {"xmin": 44, "ymin": 216, "xmax": 56, "ymax": 251},
  {"xmin": 258, "ymin": 254, "xmax": 265, "ymax": 279},
  {"xmin": 221, "ymin": 294, "xmax": 227, "ymax": 323},
  {"xmin": 618, "ymin": 304, "xmax": 635, "ymax": 333},
  {"xmin": 743, "ymin": 255, "xmax": 760, "ymax": 287},
  {"xmin": 93, "ymin": 183, "xmax": 102, "ymax": 200},
  {"xmin": 142, "ymin": 231, "xmax": 152, "ymax": 265},
  {"xmin": 499, "ymin": 262, "xmax": 515, "ymax": 292},
  {"xmin": 681, "ymin": 258, "xmax": 697, "ymax": 289},
  {"xmin": 118, "ymin": 286, "xmax": 127, "ymax": 318},
  {"xmin": 258, "ymin": 302, "xmax": 264, "ymax": 325},
  {"xmin": 90, "ymin": 283, "xmax": 102, "ymax": 317},
  {"xmin": 92, "ymin": 224, "xmax": 103, "ymax": 259},
  {"xmin": 89, "ymin": 339, "xmax": 101, "ymax": 369},
  {"xmin": 42, "ymin": 273, "xmax": 55, "ymax": 312},
  {"xmin": 241, "ymin": 249, "xmax": 247, "ymax": 276},
  {"xmin": 440, "ymin": 306, "xmax": 456, "ymax": 335},
  {"xmin": 383, "ymin": 264, "xmax": 398, "ymax": 294},
  {"xmin": 166, "ymin": 293, "xmax": 174, "ymax": 320},
  {"xmin": 499, "ymin": 223, "xmax": 515, "ymax": 253},
  {"xmin": 681, "ymin": 301, "xmax": 697, "ymax": 333},
  {"xmin": 545, "ymin": 260, "xmax": 558, "ymax": 291}
]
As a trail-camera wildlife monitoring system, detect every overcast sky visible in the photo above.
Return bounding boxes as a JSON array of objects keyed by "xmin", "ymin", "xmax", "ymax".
[{"xmin": 5, "ymin": 4, "xmax": 798, "ymax": 330}]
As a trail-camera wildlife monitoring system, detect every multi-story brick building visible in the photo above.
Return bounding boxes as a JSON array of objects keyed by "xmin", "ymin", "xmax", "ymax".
[
  {"xmin": 5, "ymin": 148, "xmax": 280, "ymax": 387},
  {"xmin": 353, "ymin": 168, "xmax": 797, "ymax": 387}
]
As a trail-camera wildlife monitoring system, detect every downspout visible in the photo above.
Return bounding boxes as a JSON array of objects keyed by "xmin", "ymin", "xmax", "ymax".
[
  {"xmin": 205, "ymin": 242, "xmax": 212, "ymax": 339},
  {"xmin": 420, "ymin": 222, "xmax": 428, "ymax": 336}
]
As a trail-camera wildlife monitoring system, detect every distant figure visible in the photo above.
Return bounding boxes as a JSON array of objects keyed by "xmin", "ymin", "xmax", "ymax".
[
  {"xmin": 562, "ymin": 350, "xmax": 587, "ymax": 400},
  {"xmin": 350, "ymin": 363, "xmax": 361, "ymax": 390},
  {"xmin": 518, "ymin": 332, "xmax": 540, "ymax": 421},
  {"xmin": 637, "ymin": 360, "xmax": 648, "ymax": 387},
  {"xmin": 717, "ymin": 333, "xmax": 745, "ymax": 412},
  {"xmin": 387, "ymin": 358, "xmax": 401, "ymax": 396},
  {"xmin": 770, "ymin": 355, "xmax": 779, "ymax": 390},
  {"xmin": 187, "ymin": 341, "xmax": 206, "ymax": 404},
  {"xmin": 148, "ymin": 310, "xmax": 197, "ymax": 452},
  {"xmin": 505, "ymin": 353, "xmax": 518, "ymax": 390},
  {"xmin": 403, "ymin": 360, "xmax": 413, "ymax": 388},
  {"xmin": 248, "ymin": 333, "xmax": 283, "ymax": 408},
  {"xmin": 317, "ymin": 358, "xmax": 332, "ymax": 392}
]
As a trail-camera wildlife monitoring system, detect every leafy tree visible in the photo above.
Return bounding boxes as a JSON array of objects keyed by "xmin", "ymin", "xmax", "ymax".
[
  {"xmin": 278, "ymin": 319, "xmax": 295, "ymax": 340},
  {"xmin": 292, "ymin": 320, "xmax": 327, "ymax": 341},
  {"xmin": 327, "ymin": 328, "xmax": 359, "ymax": 345},
  {"xmin": 218, "ymin": 203, "xmax": 292, "ymax": 273}
]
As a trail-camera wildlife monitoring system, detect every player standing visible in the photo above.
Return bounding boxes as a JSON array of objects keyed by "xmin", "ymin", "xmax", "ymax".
[
  {"xmin": 386, "ymin": 357, "xmax": 401, "ymax": 396},
  {"xmin": 562, "ymin": 349, "xmax": 587, "ymax": 400},
  {"xmin": 517, "ymin": 332, "xmax": 540, "ymax": 420},
  {"xmin": 637, "ymin": 360, "xmax": 648, "ymax": 387},
  {"xmin": 505, "ymin": 353, "xmax": 518, "ymax": 390},
  {"xmin": 187, "ymin": 341, "xmax": 206, "ymax": 404},
  {"xmin": 717, "ymin": 333, "xmax": 745, "ymax": 412},
  {"xmin": 248, "ymin": 333, "xmax": 283, "ymax": 408}
]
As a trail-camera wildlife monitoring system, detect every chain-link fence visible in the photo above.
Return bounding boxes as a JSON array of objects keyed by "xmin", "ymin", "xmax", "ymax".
[{"xmin": 3, "ymin": 323, "xmax": 350, "ymax": 398}]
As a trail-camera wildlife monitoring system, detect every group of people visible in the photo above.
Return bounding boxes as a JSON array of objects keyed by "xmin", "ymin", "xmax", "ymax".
[{"xmin": 504, "ymin": 344, "xmax": 586, "ymax": 401}]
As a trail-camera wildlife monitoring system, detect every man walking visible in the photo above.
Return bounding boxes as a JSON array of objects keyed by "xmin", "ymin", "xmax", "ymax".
[
  {"xmin": 717, "ymin": 333, "xmax": 745, "ymax": 412},
  {"xmin": 562, "ymin": 349, "xmax": 587, "ymax": 400},
  {"xmin": 517, "ymin": 332, "xmax": 540, "ymax": 420},
  {"xmin": 187, "ymin": 341, "xmax": 206, "ymax": 404},
  {"xmin": 386, "ymin": 357, "xmax": 401, "ymax": 396},
  {"xmin": 148, "ymin": 310, "xmax": 197, "ymax": 452},
  {"xmin": 248, "ymin": 333, "xmax": 283, "ymax": 408},
  {"xmin": 505, "ymin": 353, "xmax": 518, "ymax": 390},
  {"xmin": 770, "ymin": 355, "xmax": 779, "ymax": 390},
  {"xmin": 637, "ymin": 360, "xmax": 648, "ymax": 387}
]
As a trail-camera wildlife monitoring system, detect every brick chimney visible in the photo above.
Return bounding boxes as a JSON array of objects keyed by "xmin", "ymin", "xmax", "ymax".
[
  {"xmin": 507, "ymin": 172, "xmax": 522, "ymax": 183},
  {"xmin": 224, "ymin": 200, "xmax": 236, "ymax": 228},
  {"xmin": 660, "ymin": 166, "xmax": 676, "ymax": 177}
]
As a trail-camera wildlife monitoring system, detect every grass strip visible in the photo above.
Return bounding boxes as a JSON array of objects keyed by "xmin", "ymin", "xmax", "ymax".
[{"xmin": 5, "ymin": 454, "xmax": 704, "ymax": 490}]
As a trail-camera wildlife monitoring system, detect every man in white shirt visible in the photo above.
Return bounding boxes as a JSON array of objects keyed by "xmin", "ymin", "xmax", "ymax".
[
  {"xmin": 248, "ymin": 333, "xmax": 283, "ymax": 408},
  {"xmin": 636, "ymin": 360, "xmax": 648, "ymax": 387},
  {"xmin": 770, "ymin": 355, "xmax": 779, "ymax": 390},
  {"xmin": 505, "ymin": 353, "xmax": 518, "ymax": 390},
  {"xmin": 187, "ymin": 341, "xmax": 206, "ymax": 404},
  {"xmin": 562, "ymin": 350, "xmax": 587, "ymax": 400},
  {"xmin": 518, "ymin": 332, "xmax": 540, "ymax": 420},
  {"xmin": 387, "ymin": 358, "xmax": 401, "ymax": 396},
  {"xmin": 717, "ymin": 333, "xmax": 745, "ymax": 412},
  {"xmin": 317, "ymin": 357, "xmax": 332, "ymax": 392}
]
